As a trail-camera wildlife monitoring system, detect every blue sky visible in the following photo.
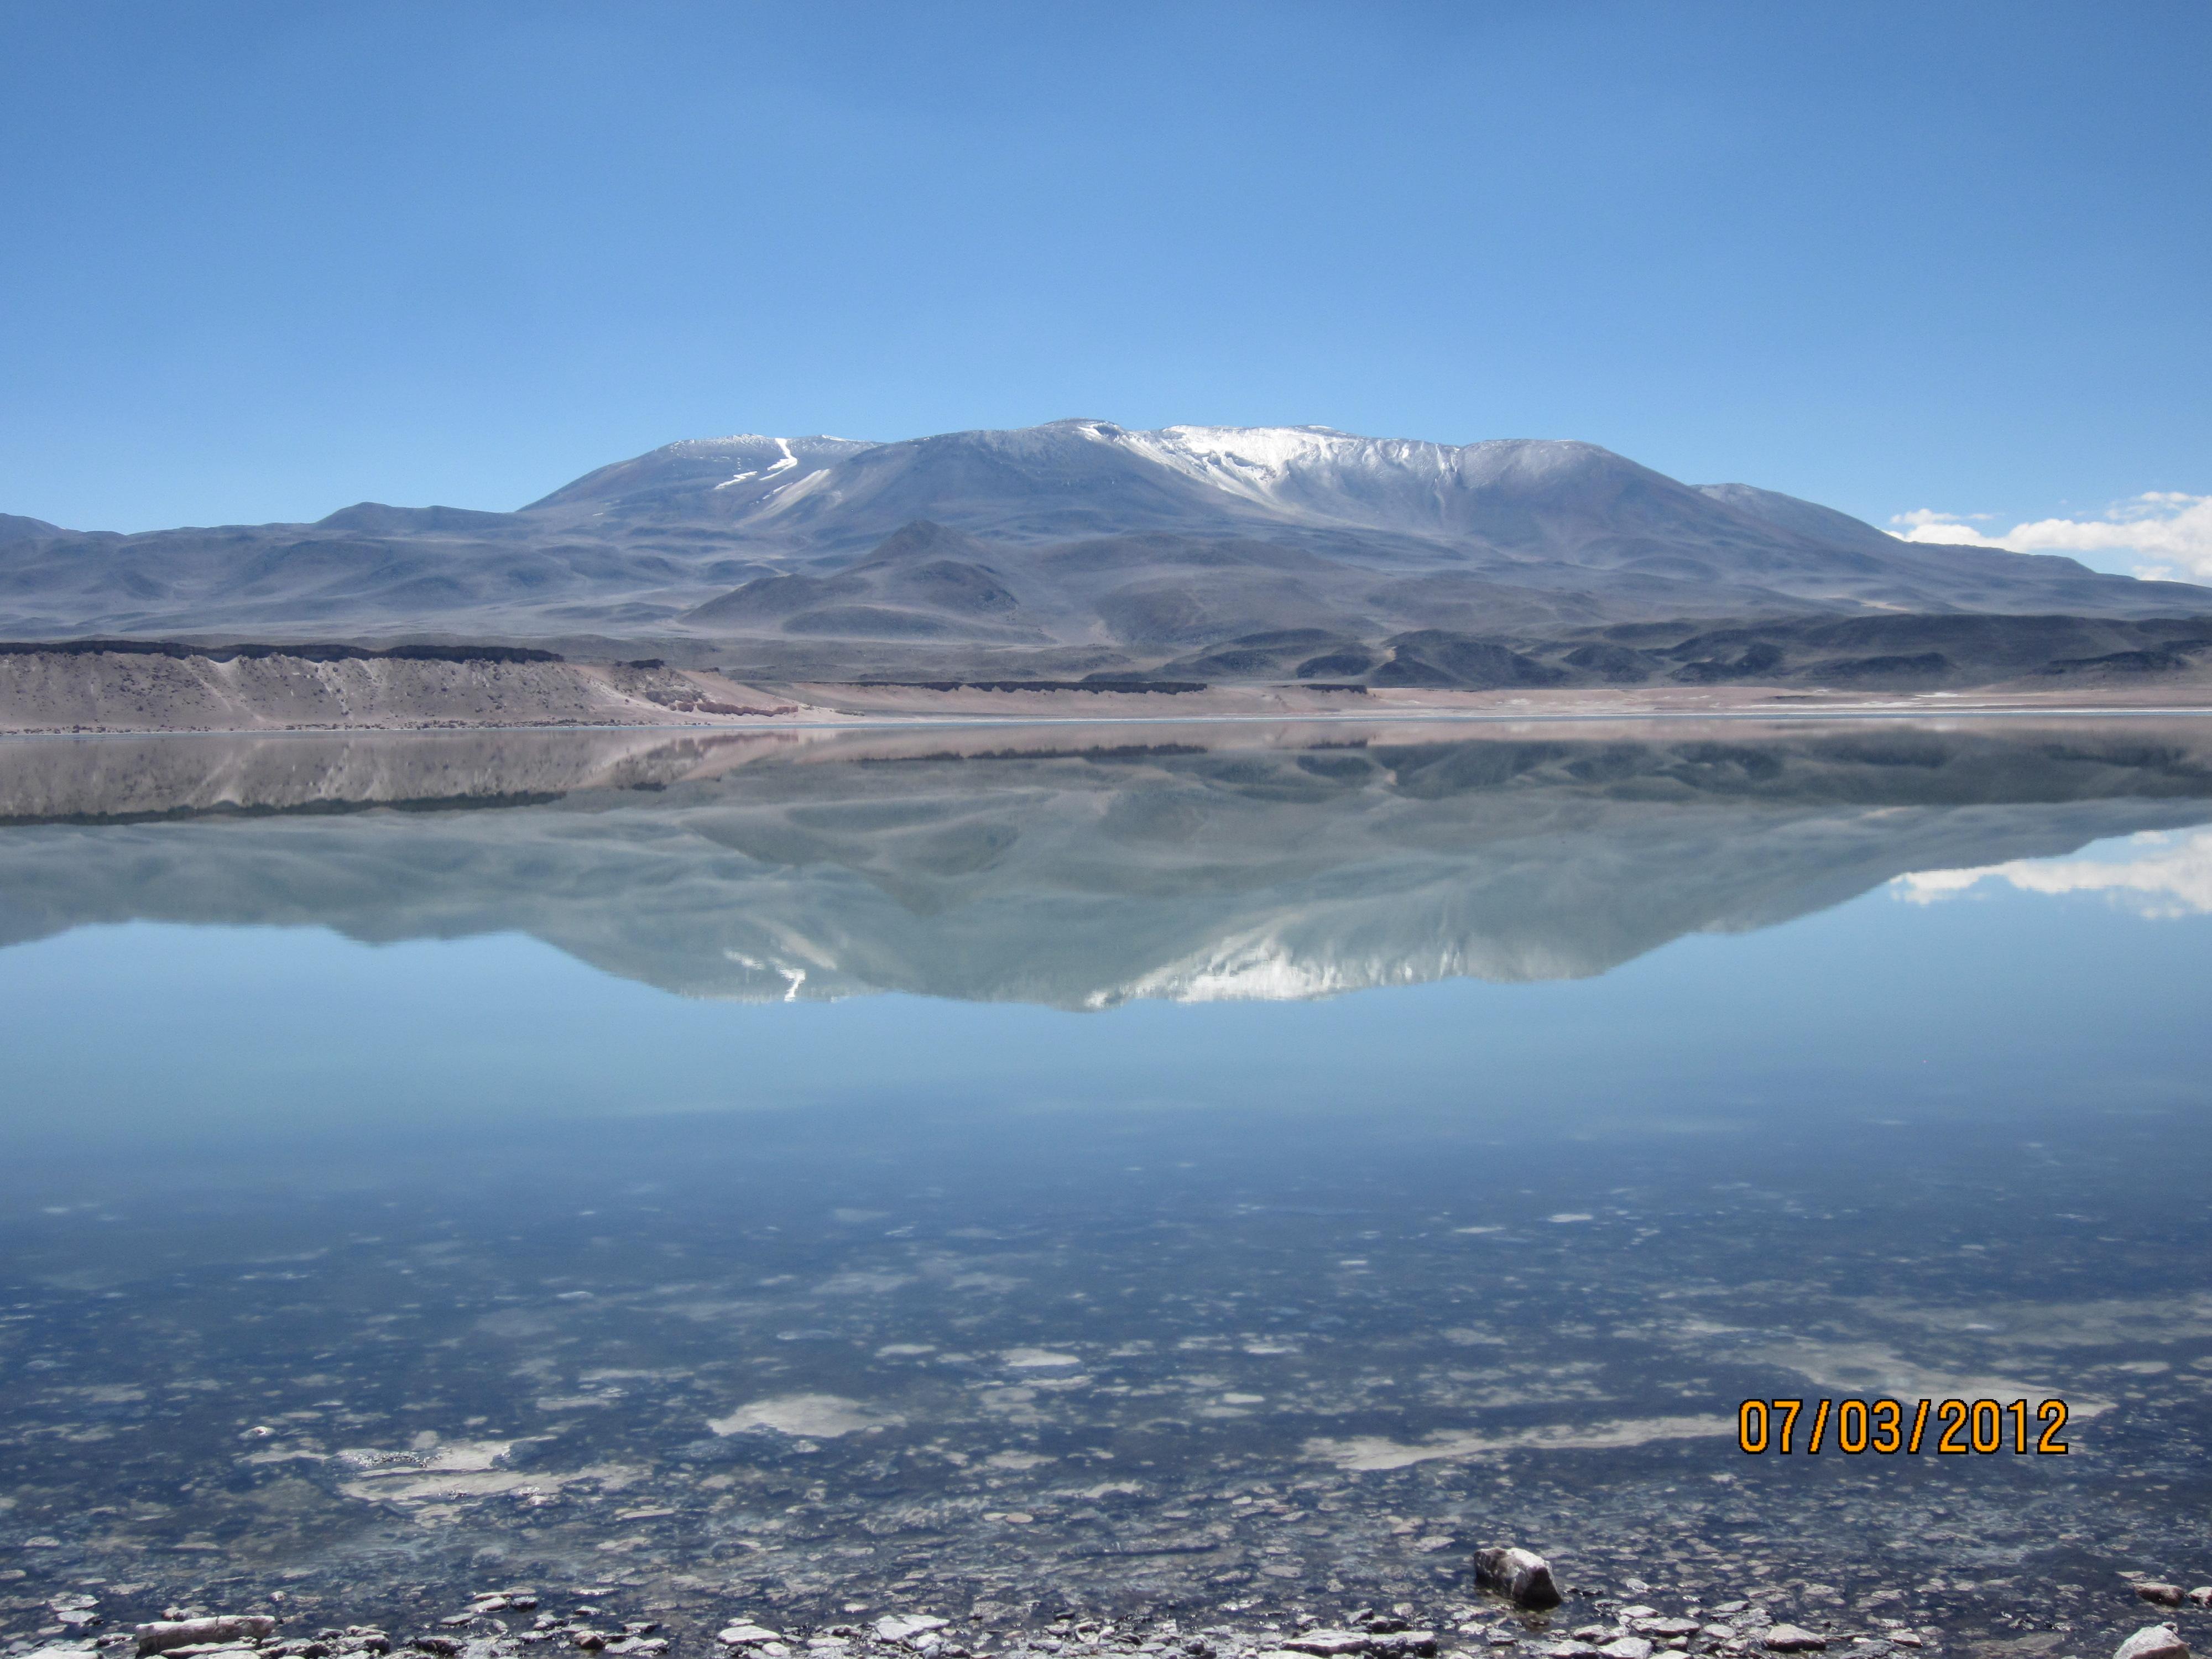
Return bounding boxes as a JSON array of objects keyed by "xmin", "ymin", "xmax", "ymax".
[{"xmin": 2, "ymin": 1, "xmax": 2206, "ymax": 574}]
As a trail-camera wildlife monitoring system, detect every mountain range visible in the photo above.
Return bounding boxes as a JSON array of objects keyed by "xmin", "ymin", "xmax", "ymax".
[{"xmin": 6, "ymin": 421, "xmax": 2209, "ymax": 689}]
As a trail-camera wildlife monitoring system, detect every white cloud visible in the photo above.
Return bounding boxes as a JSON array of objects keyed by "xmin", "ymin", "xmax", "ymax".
[
  {"xmin": 1890, "ymin": 493, "xmax": 2212, "ymax": 581},
  {"xmin": 1893, "ymin": 828, "xmax": 2212, "ymax": 919},
  {"xmin": 1892, "ymin": 508, "xmax": 1993, "ymax": 531}
]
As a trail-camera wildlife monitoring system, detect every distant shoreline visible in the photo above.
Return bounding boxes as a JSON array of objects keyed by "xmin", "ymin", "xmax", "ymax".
[
  {"xmin": 3, "ymin": 643, "xmax": 2212, "ymax": 738},
  {"xmin": 10, "ymin": 703, "xmax": 2212, "ymax": 744}
]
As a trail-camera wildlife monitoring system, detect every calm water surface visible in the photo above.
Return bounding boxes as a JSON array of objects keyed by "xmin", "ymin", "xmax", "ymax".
[{"xmin": 1, "ymin": 719, "xmax": 2209, "ymax": 1656}]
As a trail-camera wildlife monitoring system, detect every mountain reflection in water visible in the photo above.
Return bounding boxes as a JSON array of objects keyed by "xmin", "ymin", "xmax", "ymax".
[{"xmin": 2, "ymin": 717, "xmax": 2209, "ymax": 1005}]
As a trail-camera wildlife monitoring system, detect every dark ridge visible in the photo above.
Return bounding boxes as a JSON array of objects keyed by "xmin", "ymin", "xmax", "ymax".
[
  {"xmin": 1375, "ymin": 632, "xmax": 1569, "ymax": 690},
  {"xmin": 1295, "ymin": 651, "xmax": 1380, "ymax": 679},
  {"xmin": 1817, "ymin": 652, "xmax": 1954, "ymax": 680},
  {"xmin": 2038, "ymin": 647, "xmax": 2209, "ymax": 675},
  {"xmin": 0, "ymin": 639, "xmax": 565, "ymax": 664}
]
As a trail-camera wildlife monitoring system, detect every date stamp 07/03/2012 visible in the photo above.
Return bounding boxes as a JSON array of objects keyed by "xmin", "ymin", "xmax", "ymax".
[{"xmin": 1738, "ymin": 1397, "xmax": 2072, "ymax": 1455}]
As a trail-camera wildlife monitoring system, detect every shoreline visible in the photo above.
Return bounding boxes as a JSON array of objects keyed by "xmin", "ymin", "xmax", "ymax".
[
  {"xmin": 13, "ymin": 1550, "xmax": 2204, "ymax": 1659},
  {"xmin": 4, "ymin": 643, "xmax": 2212, "ymax": 739},
  {"xmin": 8, "ymin": 699, "xmax": 2212, "ymax": 743}
]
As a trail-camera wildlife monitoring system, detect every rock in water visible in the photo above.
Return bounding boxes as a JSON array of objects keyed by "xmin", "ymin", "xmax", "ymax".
[
  {"xmin": 138, "ymin": 1621, "xmax": 278, "ymax": 1657},
  {"xmin": 1761, "ymin": 1629, "xmax": 1829, "ymax": 1653},
  {"xmin": 2137, "ymin": 1587, "xmax": 2187, "ymax": 1608},
  {"xmin": 1473, "ymin": 1546, "xmax": 1563, "ymax": 1609},
  {"xmin": 1281, "ymin": 1635, "xmax": 1436, "ymax": 1658},
  {"xmin": 2114, "ymin": 1629, "xmax": 2189, "ymax": 1659},
  {"xmin": 874, "ymin": 1619, "xmax": 950, "ymax": 1645}
]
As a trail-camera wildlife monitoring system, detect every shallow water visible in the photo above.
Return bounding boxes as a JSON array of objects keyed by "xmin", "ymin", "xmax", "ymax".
[{"xmin": 1, "ymin": 719, "xmax": 2209, "ymax": 1656}]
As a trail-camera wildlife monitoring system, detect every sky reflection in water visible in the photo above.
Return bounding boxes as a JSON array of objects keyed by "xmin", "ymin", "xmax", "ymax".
[{"xmin": 0, "ymin": 720, "xmax": 2208, "ymax": 1648}]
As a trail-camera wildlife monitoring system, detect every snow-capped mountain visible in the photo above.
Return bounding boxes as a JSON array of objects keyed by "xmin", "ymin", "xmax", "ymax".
[
  {"xmin": 2, "ymin": 422, "xmax": 2205, "ymax": 679},
  {"xmin": 526, "ymin": 420, "xmax": 1895, "ymax": 557}
]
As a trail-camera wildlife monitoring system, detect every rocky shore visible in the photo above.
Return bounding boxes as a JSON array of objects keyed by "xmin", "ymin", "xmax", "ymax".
[{"xmin": 9, "ymin": 1548, "xmax": 2207, "ymax": 1659}]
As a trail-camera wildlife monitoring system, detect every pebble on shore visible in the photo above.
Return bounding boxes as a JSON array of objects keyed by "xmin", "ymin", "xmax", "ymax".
[
  {"xmin": 24, "ymin": 1542, "xmax": 2212, "ymax": 1659},
  {"xmin": 137, "ymin": 1623, "xmax": 281, "ymax": 1657}
]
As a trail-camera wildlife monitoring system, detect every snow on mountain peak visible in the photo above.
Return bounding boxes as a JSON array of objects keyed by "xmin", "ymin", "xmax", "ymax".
[
  {"xmin": 1102, "ymin": 424, "xmax": 1616, "ymax": 504},
  {"xmin": 661, "ymin": 423, "xmax": 1625, "ymax": 513},
  {"xmin": 1104, "ymin": 424, "xmax": 1432, "ymax": 514},
  {"xmin": 1060, "ymin": 424, "xmax": 1632, "ymax": 528}
]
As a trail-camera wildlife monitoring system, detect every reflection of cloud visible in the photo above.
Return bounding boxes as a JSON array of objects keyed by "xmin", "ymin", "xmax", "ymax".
[
  {"xmin": 1895, "ymin": 828, "xmax": 2212, "ymax": 917},
  {"xmin": 1890, "ymin": 493, "xmax": 2212, "ymax": 581},
  {"xmin": 1892, "ymin": 508, "xmax": 1996, "ymax": 531},
  {"xmin": 1746, "ymin": 1337, "xmax": 2109, "ymax": 1418},
  {"xmin": 1307, "ymin": 1413, "xmax": 1730, "ymax": 1471},
  {"xmin": 706, "ymin": 1394, "xmax": 898, "ymax": 1438}
]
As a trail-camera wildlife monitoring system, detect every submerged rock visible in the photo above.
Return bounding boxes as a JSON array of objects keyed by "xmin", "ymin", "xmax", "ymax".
[
  {"xmin": 1280, "ymin": 1632, "xmax": 1435, "ymax": 1658},
  {"xmin": 138, "ymin": 1621, "xmax": 279, "ymax": 1657},
  {"xmin": 2137, "ymin": 1587, "xmax": 2187, "ymax": 1609},
  {"xmin": 1760, "ymin": 1627, "xmax": 1828, "ymax": 1653},
  {"xmin": 1474, "ymin": 1547, "xmax": 1563, "ymax": 1610},
  {"xmin": 1282, "ymin": 1634, "xmax": 1372, "ymax": 1656},
  {"xmin": 873, "ymin": 1620, "xmax": 950, "ymax": 1646}
]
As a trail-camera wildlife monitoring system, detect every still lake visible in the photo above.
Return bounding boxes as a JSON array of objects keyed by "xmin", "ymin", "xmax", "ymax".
[{"xmin": 1, "ymin": 718, "xmax": 2209, "ymax": 1655}]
